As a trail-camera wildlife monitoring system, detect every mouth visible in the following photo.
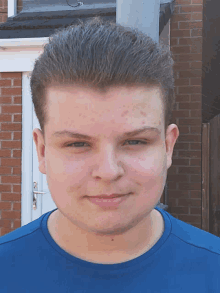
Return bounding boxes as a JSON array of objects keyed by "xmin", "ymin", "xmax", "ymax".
[
  {"xmin": 87, "ymin": 193, "xmax": 131, "ymax": 208},
  {"xmin": 88, "ymin": 193, "xmax": 129, "ymax": 199}
]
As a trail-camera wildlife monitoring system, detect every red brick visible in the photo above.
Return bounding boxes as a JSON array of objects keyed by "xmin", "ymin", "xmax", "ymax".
[
  {"xmin": 0, "ymin": 201, "xmax": 11, "ymax": 210},
  {"xmin": 0, "ymin": 149, "xmax": 11, "ymax": 157},
  {"xmin": 179, "ymin": 37, "xmax": 201, "ymax": 46},
  {"xmin": 1, "ymin": 158, "xmax": 21, "ymax": 167},
  {"xmin": 178, "ymin": 126, "xmax": 190, "ymax": 134},
  {"xmin": 1, "ymin": 176, "xmax": 21, "ymax": 184},
  {"xmin": 172, "ymin": 158, "xmax": 190, "ymax": 165},
  {"xmin": 13, "ymin": 97, "xmax": 22, "ymax": 104},
  {"xmin": 179, "ymin": 118, "xmax": 201, "ymax": 126},
  {"xmin": 173, "ymin": 62, "xmax": 191, "ymax": 71},
  {"xmin": 177, "ymin": 134, "xmax": 201, "ymax": 142},
  {"xmin": 0, "ymin": 14, "xmax": 8, "ymax": 23},
  {"xmin": 190, "ymin": 190, "xmax": 201, "ymax": 198},
  {"xmin": 179, "ymin": 150, "xmax": 201, "ymax": 159},
  {"xmin": 190, "ymin": 174, "xmax": 201, "ymax": 182},
  {"xmin": 178, "ymin": 86, "xmax": 201, "ymax": 94},
  {"xmin": 175, "ymin": 0, "xmax": 191, "ymax": 4},
  {"xmin": 1, "ymin": 193, "xmax": 21, "ymax": 201},
  {"xmin": 190, "ymin": 126, "xmax": 201, "ymax": 133},
  {"xmin": 178, "ymin": 198, "xmax": 201, "ymax": 206},
  {"xmin": 179, "ymin": 182, "xmax": 201, "ymax": 190},
  {"xmin": 179, "ymin": 101, "xmax": 201, "ymax": 109},
  {"xmin": 1, "ymin": 72, "xmax": 22, "ymax": 79},
  {"xmin": 191, "ymin": 28, "xmax": 202, "ymax": 37},
  {"xmin": 189, "ymin": 142, "xmax": 201, "ymax": 150},
  {"xmin": 13, "ymin": 150, "xmax": 21, "ymax": 157},
  {"xmin": 0, "ymin": 185, "xmax": 11, "ymax": 192},
  {"xmin": 13, "ymin": 79, "xmax": 22, "ymax": 86},
  {"xmin": 13, "ymin": 202, "xmax": 21, "ymax": 210},
  {"xmin": 172, "ymin": 13, "xmax": 192, "ymax": 22},
  {"xmin": 169, "ymin": 190, "xmax": 189, "ymax": 198},
  {"xmin": 191, "ymin": 94, "xmax": 201, "ymax": 102},
  {"xmin": 179, "ymin": 166, "xmax": 200, "ymax": 174},
  {"xmin": 190, "ymin": 159, "xmax": 201, "ymax": 166},
  {"xmin": 1, "ymin": 87, "xmax": 22, "ymax": 96},
  {"xmin": 1, "ymin": 210, "xmax": 21, "ymax": 219},
  {"xmin": 1, "ymin": 228, "xmax": 13, "ymax": 236},
  {"xmin": 175, "ymin": 94, "xmax": 190, "ymax": 102},
  {"xmin": 171, "ymin": 206, "xmax": 189, "ymax": 214},
  {"xmin": 1, "ymin": 123, "xmax": 22, "ymax": 131},
  {"xmin": 0, "ymin": 79, "xmax": 11, "ymax": 86},
  {"xmin": 172, "ymin": 46, "xmax": 191, "ymax": 54},
  {"xmin": 178, "ymin": 214, "xmax": 201, "ymax": 223},
  {"xmin": 0, "ymin": 167, "xmax": 11, "ymax": 175},
  {"xmin": 179, "ymin": 53, "xmax": 202, "ymax": 62},
  {"xmin": 180, "ymin": 5, "xmax": 203, "ymax": 13},
  {"xmin": 190, "ymin": 207, "xmax": 201, "ymax": 215},
  {"xmin": 179, "ymin": 21, "xmax": 202, "ymax": 30},
  {"xmin": 167, "ymin": 174, "xmax": 189, "ymax": 182},
  {"xmin": 1, "ymin": 141, "xmax": 21, "ymax": 149},
  {"xmin": 175, "ymin": 78, "xmax": 190, "ymax": 86},
  {"xmin": 13, "ymin": 114, "xmax": 22, "ymax": 122},
  {"xmin": 168, "ymin": 181, "xmax": 177, "ymax": 189},
  {"xmin": 0, "ymin": 132, "xmax": 12, "ymax": 139},
  {"xmin": 192, "ymin": 0, "xmax": 202, "ymax": 3},
  {"xmin": 0, "ymin": 219, "xmax": 11, "ymax": 228},
  {"xmin": 191, "ymin": 13, "xmax": 203, "ymax": 21},
  {"xmin": 171, "ymin": 29, "xmax": 190, "ymax": 38},
  {"xmin": 14, "ymin": 219, "xmax": 21, "ymax": 229},
  {"xmin": 170, "ymin": 38, "xmax": 178, "ymax": 46},
  {"xmin": 12, "ymin": 167, "xmax": 21, "ymax": 175},
  {"xmin": 191, "ymin": 63, "xmax": 202, "ymax": 72},
  {"xmin": 190, "ymin": 78, "xmax": 201, "ymax": 85},
  {"xmin": 0, "ymin": 114, "xmax": 12, "ymax": 123},
  {"xmin": 14, "ymin": 132, "xmax": 22, "ymax": 140},
  {"xmin": 170, "ymin": 22, "xmax": 179, "ymax": 30},
  {"xmin": 179, "ymin": 70, "xmax": 201, "ymax": 78},
  {"xmin": 0, "ymin": 97, "xmax": 12, "ymax": 104},
  {"xmin": 174, "ymin": 142, "xmax": 190, "ymax": 150},
  {"xmin": 1, "ymin": 105, "xmax": 22, "ymax": 114},
  {"xmin": 13, "ymin": 185, "xmax": 21, "ymax": 193},
  {"xmin": 172, "ymin": 110, "xmax": 190, "ymax": 119}
]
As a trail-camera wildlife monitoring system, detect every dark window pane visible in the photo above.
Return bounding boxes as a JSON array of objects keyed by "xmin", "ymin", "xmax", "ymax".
[{"xmin": 21, "ymin": 0, "xmax": 116, "ymax": 13}]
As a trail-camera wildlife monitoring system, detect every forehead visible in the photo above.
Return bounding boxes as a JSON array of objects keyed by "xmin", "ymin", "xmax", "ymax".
[
  {"xmin": 45, "ymin": 85, "xmax": 163, "ymax": 131},
  {"xmin": 46, "ymin": 84, "xmax": 162, "ymax": 108}
]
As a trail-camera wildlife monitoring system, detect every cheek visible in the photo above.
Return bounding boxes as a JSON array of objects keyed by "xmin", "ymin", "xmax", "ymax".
[{"xmin": 134, "ymin": 152, "xmax": 166, "ymax": 174}]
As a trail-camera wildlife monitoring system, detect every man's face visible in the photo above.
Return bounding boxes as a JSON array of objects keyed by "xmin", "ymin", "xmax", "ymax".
[{"xmin": 33, "ymin": 85, "xmax": 179, "ymax": 237}]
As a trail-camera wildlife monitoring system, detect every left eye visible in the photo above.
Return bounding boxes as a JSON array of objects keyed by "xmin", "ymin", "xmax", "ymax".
[{"xmin": 66, "ymin": 140, "xmax": 148, "ymax": 148}]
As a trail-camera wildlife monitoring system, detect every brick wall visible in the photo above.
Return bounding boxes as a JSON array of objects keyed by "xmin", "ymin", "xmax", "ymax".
[
  {"xmin": 0, "ymin": 0, "xmax": 203, "ymax": 236},
  {"xmin": 168, "ymin": 0, "xmax": 203, "ymax": 228},
  {"xmin": 0, "ymin": 0, "xmax": 23, "ymax": 236}
]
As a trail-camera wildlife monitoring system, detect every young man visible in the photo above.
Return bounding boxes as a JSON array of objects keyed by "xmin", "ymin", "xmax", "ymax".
[{"xmin": 0, "ymin": 16, "xmax": 219, "ymax": 292}]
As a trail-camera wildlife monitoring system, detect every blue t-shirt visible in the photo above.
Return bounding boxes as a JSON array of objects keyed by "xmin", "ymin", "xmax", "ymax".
[{"xmin": 0, "ymin": 206, "xmax": 219, "ymax": 292}]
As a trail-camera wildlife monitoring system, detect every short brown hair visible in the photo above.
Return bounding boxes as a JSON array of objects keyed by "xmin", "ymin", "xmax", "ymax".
[{"xmin": 30, "ymin": 16, "xmax": 176, "ymax": 139}]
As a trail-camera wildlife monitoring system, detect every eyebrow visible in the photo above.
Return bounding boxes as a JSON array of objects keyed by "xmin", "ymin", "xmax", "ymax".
[{"xmin": 52, "ymin": 126, "xmax": 161, "ymax": 141}]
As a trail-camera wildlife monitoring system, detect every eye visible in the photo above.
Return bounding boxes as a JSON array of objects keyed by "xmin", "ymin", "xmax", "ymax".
[{"xmin": 65, "ymin": 140, "xmax": 148, "ymax": 148}]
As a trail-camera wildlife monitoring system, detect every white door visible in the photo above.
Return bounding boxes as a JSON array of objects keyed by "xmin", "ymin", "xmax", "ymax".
[{"xmin": 22, "ymin": 72, "xmax": 57, "ymax": 225}]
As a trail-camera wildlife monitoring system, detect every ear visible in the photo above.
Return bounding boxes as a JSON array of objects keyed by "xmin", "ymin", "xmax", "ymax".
[
  {"xmin": 165, "ymin": 124, "xmax": 179, "ymax": 169},
  {"xmin": 32, "ymin": 128, "xmax": 46, "ymax": 174}
]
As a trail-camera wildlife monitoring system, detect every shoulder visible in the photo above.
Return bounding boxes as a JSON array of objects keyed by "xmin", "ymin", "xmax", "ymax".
[{"xmin": 162, "ymin": 208, "xmax": 220, "ymax": 256}]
